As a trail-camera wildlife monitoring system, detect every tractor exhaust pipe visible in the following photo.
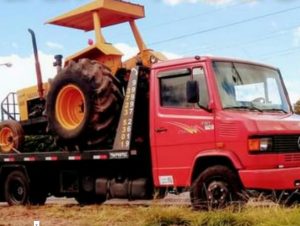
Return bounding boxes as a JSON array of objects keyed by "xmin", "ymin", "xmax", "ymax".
[{"xmin": 28, "ymin": 29, "xmax": 44, "ymax": 100}]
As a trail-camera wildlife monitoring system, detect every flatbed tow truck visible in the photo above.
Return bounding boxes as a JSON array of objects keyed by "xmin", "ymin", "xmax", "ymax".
[{"xmin": 1, "ymin": 0, "xmax": 300, "ymax": 209}]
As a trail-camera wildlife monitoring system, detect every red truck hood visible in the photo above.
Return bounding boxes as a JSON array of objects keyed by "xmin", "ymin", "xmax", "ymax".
[{"xmin": 220, "ymin": 111, "xmax": 300, "ymax": 134}]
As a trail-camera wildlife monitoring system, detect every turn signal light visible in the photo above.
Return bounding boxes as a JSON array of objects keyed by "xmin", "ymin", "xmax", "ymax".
[{"xmin": 248, "ymin": 139, "xmax": 260, "ymax": 152}]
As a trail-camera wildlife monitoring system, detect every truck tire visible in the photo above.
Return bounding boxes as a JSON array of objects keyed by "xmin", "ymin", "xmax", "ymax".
[
  {"xmin": 46, "ymin": 59, "xmax": 123, "ymax": 149},
  {"xmin": 190, "ymin": 165, "xmax": 241, "ymax": 210},
  {"xmin": 4, "ymin": 171, "xmax": 29, "ymax": 205},
  {"xmin": 0, "ymin": 120, "xmax": 24, "ymax": 153}
]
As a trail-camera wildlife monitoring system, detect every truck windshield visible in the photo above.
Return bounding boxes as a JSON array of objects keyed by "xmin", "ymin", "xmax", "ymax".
[{"xmin": 213, "ymin": 61, "xmax": 290, "ymax": 113}]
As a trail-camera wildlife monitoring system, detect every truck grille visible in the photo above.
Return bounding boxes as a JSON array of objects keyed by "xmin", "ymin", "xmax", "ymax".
[
  {"xmin": 284, "ymin": 154, "xmax": 300, "ymax": 162},
  {"xmin": 273, "ymin": 135, "xmax": 300, "ymax": 152}
]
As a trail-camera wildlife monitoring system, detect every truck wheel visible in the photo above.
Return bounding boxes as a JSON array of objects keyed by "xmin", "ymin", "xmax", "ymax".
[
  {"xmin": 0, "ymin": 120, "xmax": 24, "ymax": 153},
  {"xmin": 190, "ymin": 165, "xmax": 241, "ymax": 210},
  {"xmin": 46, "ymin": 59, "xmax": 123, "ymax": 149},
  {"xmin": 4, "ymin": 171, "xmax": 29, "ymax": 205}
]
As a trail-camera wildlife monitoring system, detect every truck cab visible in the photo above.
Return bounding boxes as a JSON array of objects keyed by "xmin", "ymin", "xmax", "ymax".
[{"xmin": 150, "ymin": 56, "xmax": 300, "ymax": 208}]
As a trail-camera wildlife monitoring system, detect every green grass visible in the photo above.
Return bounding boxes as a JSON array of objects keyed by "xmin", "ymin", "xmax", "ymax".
[{"xmin": 1, "ymin": 204, "xmax": 300, "ymax": 226}]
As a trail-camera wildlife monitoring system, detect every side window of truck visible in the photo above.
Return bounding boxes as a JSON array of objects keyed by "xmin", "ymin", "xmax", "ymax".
[
  {"xmin": 159, "ymin": 67, "xmax": 209, "ymax": 109},
  {"xmin": 193, "ymin": 67, "xmax": 209, "ymax": 109}
]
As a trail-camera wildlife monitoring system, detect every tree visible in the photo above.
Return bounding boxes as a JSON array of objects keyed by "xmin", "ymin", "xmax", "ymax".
[{"xmin": 294, "ymin": 100, "xmax": 300, "ymax": 114}]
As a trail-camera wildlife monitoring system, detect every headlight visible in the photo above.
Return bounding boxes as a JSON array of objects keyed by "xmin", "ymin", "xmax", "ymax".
[{"xmin": 248, "ymin": 137, "xmax": 272, "ymax": 152}]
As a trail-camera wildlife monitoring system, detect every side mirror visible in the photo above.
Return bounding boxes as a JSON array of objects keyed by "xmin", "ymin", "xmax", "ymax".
[{"xmin": 186, "ymin": 80, "xmax": 199, "ymax": 103}]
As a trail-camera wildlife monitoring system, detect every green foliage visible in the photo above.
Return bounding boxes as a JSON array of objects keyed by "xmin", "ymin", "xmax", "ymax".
[
  {"xmin": 144, "ymin": 206, "xmax": 192, "ymax": 226},
  {"xmin": 199, "ymin": 212, "xmax": 253, "ymax": 226},
  {"xmin": 23, "ymin": 135, "xmax": 62, "ymax": 152},
  {"xmin": 294, "ymin": 100, "xmax": 300, "ymax": 114},
  {"xmin": 2, "ymin": 204, "xmax": 300, "ymax": 226}
]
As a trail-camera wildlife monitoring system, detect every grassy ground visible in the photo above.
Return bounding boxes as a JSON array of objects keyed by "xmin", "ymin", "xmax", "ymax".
[{"xmin": 1, "ymin": 203, "xmax": 300, "ymax": 226}]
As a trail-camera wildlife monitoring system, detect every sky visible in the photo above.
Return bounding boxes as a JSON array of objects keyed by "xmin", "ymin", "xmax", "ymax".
[{"xmin": 1, "ymin": 0, "xmax": 300, "ymax": 110}]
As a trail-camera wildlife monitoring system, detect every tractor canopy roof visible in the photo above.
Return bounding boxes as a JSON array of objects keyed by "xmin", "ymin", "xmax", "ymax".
[{"xmin": 46, "ymin": 0, "xmax": 145, "ymax": 31}]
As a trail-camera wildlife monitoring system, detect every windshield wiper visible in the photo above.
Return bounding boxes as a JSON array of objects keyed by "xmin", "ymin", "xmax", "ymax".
[
  {"xmin": 262, "ymin": 108, "xmax": 288, "ymax": 113},
  {"xmin": 224, "ymin": 105, "xmax": 263, "ymax": 112}
]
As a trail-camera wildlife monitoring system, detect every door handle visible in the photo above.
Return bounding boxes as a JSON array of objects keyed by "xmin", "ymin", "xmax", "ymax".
[{"xmin": 155, "ymin": 127, "xmax": 168, "ymax": 133}]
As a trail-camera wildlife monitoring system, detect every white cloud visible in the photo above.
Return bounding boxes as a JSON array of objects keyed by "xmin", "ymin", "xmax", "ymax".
[
  {"xmin": 202, "ymin": 0, "xmax": 234, "ymax": 5},
  {"xmin": 114, "ymin": 43, "xmax": 182, "ymax": 60},
  {"xmin": 293, "ymin": 27, "xmax": 300, "ymax": 47},
  {"xmin": 163, "ymin": 0, "xmax": 258, "ymax": 6},
  {"xmin": 161, "ymin": 51, "xmax": 182, "ymax": 59},
  {"xmin": 46, "ymin": 41, "xmax": 64, "ymax": 50},
  {"xmin": 163, "ymin": 0, "xmax": 234, "ymax": 6},
  {"xmin": 0, "ymin": 52, "xmax": 57, "ymax": 114},
  {"xmin": 114, "ymin": 43, "xmax": 139, "ymax": 61},
  {"xmin": 161, "ymin": 0, "xmax": 191, "ymax": 5}
]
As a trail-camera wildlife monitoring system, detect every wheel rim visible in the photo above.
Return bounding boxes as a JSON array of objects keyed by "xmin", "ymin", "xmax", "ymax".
[
  {"xmin": 206, "ymin": 180, "xmax": 229, "ymax": 208},
  {"xmin": 9, "ymin": 180, "xmax": 25, "ymax": 204},
  {"xmin": 0, "ymin": 127, "xmax": 14, "ymax": 153},
  {"xmin": 56, "ymin": 84, "xmax": 85, "ymax": 130}
]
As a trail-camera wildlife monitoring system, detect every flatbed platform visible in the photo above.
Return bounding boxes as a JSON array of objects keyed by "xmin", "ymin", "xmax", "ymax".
[{"xmin": 0, "ymin": 149, "xmax": 131, "ymax": 162}]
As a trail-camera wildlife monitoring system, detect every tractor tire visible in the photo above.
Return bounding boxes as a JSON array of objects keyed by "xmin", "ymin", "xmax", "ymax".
[
  {"xmin": 0, "ymin": 120, "xmax": 24, "ymax": 153},
  {"xmin": 46, "ymin": 59, "xmax": 123, "ymax": 149}
]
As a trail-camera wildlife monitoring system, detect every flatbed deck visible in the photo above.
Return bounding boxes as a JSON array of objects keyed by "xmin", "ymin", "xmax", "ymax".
[{"xmin": 0, "ymin": 149, "xmax": 132, "ymax": 162}]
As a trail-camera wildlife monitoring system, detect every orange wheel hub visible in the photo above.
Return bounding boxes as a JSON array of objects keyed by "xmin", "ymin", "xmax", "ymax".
[
  {"xmin": 56, "ymin": 84, "xmax": 85, "ymax": 130},
  {"xmin": 0, "ymin": 127, "xmax": 14, "ymax": 153}
]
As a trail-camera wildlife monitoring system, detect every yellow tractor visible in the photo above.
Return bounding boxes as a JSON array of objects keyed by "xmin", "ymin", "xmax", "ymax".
[{"xmin": 0, "ymin": 0, "xmax": 166, "ymax": 153}]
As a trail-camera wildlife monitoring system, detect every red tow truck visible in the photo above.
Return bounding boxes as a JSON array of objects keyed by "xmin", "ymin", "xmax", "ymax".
[{"xmin": 1, "ymin": 55, "xmax": 300, "ymax": 209}]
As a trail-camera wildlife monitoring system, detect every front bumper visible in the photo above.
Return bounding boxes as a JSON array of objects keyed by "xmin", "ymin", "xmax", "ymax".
[{"xmin": 239, "ymin": 167, "xmax": 300, "ymax": 190}]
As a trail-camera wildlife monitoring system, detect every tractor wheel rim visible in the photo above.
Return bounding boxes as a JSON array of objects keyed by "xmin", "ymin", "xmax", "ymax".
[
  {"xmin": 0, "ymin": 127, "xmax": 14, "ymax": 153},
  {"xmin": 56, "ymin": 84, "xmax": 85, "ymax": 130}
]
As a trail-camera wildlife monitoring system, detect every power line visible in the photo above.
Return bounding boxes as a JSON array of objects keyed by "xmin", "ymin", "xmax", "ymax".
[
  {"xmin": 110, "ymin": 1, "xmax": 247, "ymax": 41},
  {"xmin": 260, "ymin": 49, "xmax": 300, "ymax": 61},
  {"xmin": 149, "ymin": 5, "xmax": 300, "ymax": 46},
  {"xmin": 259, "ymin": 46, "xmax": 300, "ymax": 59},
  {"xmin": 179, "ymin": 22, "xmax": 300, "ymax": 55},
  {"xmin": 145, "ymin": 1, "xmax": 245, "ymax": 29}
]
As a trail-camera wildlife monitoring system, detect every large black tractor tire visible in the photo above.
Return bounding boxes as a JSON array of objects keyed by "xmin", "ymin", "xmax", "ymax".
[
  {"xmin": 46, "ymin": 59, "xmax": 123, "ymax": 149},
  {"xmin": 0, "ymin": 120, "xmax": 24, "ymax": 153},
  {"xmin": 190, "ymin": 165, "xmax": 242, "ymax": 210}
]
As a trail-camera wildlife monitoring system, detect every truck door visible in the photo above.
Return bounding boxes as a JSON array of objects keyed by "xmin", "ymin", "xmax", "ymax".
[{"xmin": 151, "ymin": 64, "xmax": 215, "ymax": 187}]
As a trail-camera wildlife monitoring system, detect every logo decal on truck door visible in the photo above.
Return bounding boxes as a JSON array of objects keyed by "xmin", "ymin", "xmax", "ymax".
[
  {"xmin": 166, "ymin": 121, "xmax": 214, "ymax": 134},
  {"xmin": 166, "ymin": 122, "xmax": 202, "ymax": 134}
]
